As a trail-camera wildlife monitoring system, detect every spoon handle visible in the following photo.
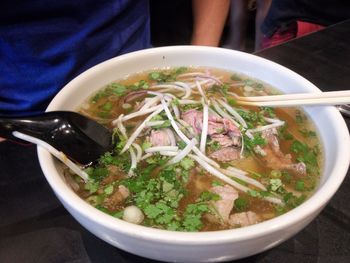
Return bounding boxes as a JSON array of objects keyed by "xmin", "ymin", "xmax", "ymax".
[{"xmin": 0, "ymin": 113, "xmax": 59, "ymax": 143}]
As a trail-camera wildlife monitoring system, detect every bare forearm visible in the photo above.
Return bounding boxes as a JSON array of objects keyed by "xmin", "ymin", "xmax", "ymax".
[{"xmin": 191, "ymin": 0, "xmax": 230, "ymax": 46}]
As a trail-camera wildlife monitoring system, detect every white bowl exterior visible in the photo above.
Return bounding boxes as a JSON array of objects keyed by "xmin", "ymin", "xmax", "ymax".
[{"xmin": 38, "ymin": 46, "xmax": 350, "ymax": 262}]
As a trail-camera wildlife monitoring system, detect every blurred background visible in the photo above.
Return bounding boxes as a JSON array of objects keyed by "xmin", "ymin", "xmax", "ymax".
[{"xmin": 150, "ymin": 0, "xmax": 257, "ymax": 52}]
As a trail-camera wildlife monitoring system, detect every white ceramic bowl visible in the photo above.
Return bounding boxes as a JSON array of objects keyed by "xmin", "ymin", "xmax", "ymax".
[{"xmin": 38, "ymin": 46, "xmax": 350, "ymax": 262}]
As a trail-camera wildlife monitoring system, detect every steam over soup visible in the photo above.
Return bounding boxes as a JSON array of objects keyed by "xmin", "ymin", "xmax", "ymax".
[{"xmin": 67, "ymin": 67, "xmax": 322, "ymax": 232}]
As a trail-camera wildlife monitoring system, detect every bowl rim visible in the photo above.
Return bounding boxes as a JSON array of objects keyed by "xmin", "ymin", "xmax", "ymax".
[{"xmin": 38, "ymin": 45, "xmax": 350, "ymax": 245}]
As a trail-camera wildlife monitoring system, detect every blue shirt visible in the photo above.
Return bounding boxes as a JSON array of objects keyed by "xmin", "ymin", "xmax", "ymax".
[{"xmin": 0, "ymin": 0, "xmax": 151, "ymax": 116}]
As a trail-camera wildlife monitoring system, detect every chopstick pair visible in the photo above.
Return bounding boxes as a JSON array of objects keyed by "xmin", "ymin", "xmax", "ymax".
[{"xmin": 232, "ymin": 90, "xmax": 350, "ymax": 107}]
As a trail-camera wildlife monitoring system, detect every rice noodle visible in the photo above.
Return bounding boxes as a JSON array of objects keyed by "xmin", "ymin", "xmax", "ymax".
[
  {"xmin": 159, "ymin": 151, "xmax": 179, "ymax": 156},
  {"xmin": 178, "ymin": 72, "xmax": 223, "ymax": 85},
  {"xmin": 174, "ymin": 81, "xmax": 191, "ymax": 99},
  {"xmin": 195, "ymin": 80, "xmax": 208, "ymax": 103},
  {"xmin": 120, "ymin": 107, "xmax": 164, "ymax": 154},
  {"xmin": 227, "ymin": 166, "xmax": 248, "ymax": 175},
  {"xmin": 208, "ymin": 108, "xmax": 220, "ymax": 118},
  {"xmin": 247, "ymin": 121, "xmax": 285, "ymax": 133},
  {"xmin": 189, "ymin": 154, "xmax": 282, "ymax": 204},
  {"xmin": 145, "ymin": 146, "xmax": 179, "ymax": 153},
  {"xmin": 188, "ymin": 154, "xmax": 251, "ymax": 193},
  {"xmin": 264, "ymin": 196, "xmax": 284, "ymax": 205},
  {"xmin": 211, "ymin": 100, "xmax": 241, "ymax": 127},
  {"xmin": 220, "ymin": 168, "xmax": 267, "ymax": 191},
  {"xmin": 115, "ymin": 114, "xmax": 127, "ymax": 138},
  {"xmin": 12, "ymin": 131, "xmax": 89, "ymax": 182},
  {"xmin": 217, "ymin": 99, "xmax": 247, "ymax": 128},
  {"xmin": 178, "ymin": 99, "xmax": 200, "ymax": 105},
  {"xmin": 147, "ymin": 91, "xmax": 177, "ymax": 102},
  {"xmin": 151, "ymin": 84, "xmax": 185, "ymax": 93},
  {"xmin": 263, "ymin": 117, "xmax": 283, "ymax": 123},
  {"xmin": 132, "ymin": 143, "xmax": 143, "ymax": 162},
  {"xmin": 145, "ymin": 120, "xmax": 166, "ymax": 127},
  {"xmin": 189, "ymin": 79, "xmax": 215, "ymax": 89},
  {"xmin": 140, "ymin": 96, "xmax": 161, "ymax": 111},
  {"xmin": 200, "ymin": 102, "xmax": 208, "ymax": 153},
  {"xmin": 119, "ymin": 104, "xmax": 162, "ymax": 122},
  {"xmin": 172, "ymin": 104, "xmax": 180, "ymax": 119},
  {"xmin": 141, "ymin": 153, "xmax": 153, "ymax": 160},
  {"xmin": 197, "ymin": 75, "xmax": 223, "ymax": 85},
  {"xmin": 128, "ymin": 147, "xmax": 137, "ymax": 177},
  {"xmin": 167, "ymin": 138, "xmax": 197, "ymax": 165},
  {"xmin": 178, "ymin": 72, "xmax": 207, "ymax": 79}
]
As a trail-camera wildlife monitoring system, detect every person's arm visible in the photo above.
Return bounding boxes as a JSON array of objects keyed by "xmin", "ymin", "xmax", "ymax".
[{"xmin": 191, "ymin": 0, "xmax": 230, "ymax": 46}]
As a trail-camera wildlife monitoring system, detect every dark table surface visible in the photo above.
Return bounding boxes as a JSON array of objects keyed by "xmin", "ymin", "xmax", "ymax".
[{"xmin": 1, "ymin": 20, "xmax": 350, "ymax": 263}]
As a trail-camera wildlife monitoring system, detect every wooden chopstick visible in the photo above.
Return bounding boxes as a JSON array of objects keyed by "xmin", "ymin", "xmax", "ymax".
[{"xmin": 233, "ymin": 90, "xmax": 350, "ymax": 107}]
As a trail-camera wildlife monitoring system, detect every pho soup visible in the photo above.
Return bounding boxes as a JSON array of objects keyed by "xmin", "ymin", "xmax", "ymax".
[{"xmin": 65, "ymin": 67, "xmax": 322, "ymax": 232}]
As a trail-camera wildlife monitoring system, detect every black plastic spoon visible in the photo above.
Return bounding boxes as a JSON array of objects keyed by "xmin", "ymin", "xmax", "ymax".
[{"xmin": 0, "ymin": 111, "xmax": 114, "ymax": 165}]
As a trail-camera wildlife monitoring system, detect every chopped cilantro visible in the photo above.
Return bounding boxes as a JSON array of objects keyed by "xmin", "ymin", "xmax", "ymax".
[
  {"xmin": 104, "ymin": 185, "xmax": 114, "ymax": 195},
  {"xmin": 227, "ymin": 98, "xmax": 237, "ymax": 106},
  {"xmin": 199, "ymin": 191, "xmax": 221, "ymax": 202},
  {"xmin": 269, "ymin": 178, "xmax": 283, "ymax": 192},
  {"xmin": 299, "ymin": 128, "xmax": 317, "ymax": 138},
  {"xmin": 278, "ymin": 125, "xmax": 294, "ymax": 140},
  {"xmin": 247, "ymin": 189, "xmax": 259, "ymax": 197},
  {"xmin": 153, "ymin": 120, "xmax": 171, "ymax": 129},
  {"xmin": 290, "ymin": 140, "xmax": 319, "ymax": 170},
  {"xmin": 295, "ymin": 180, "xmax": 305, "ymax": 191},
  {"xmin": 211, "ymin": 180, "xmax": 224, "ymax": 187},
  {"xmin": 281, "ymin": 171, "xmax": 292, "ymax": 183},
  {"xmin": 112, "ymin": 211, "xmax": 124, "ymax": 219},
  {"xmin": 177, "ymin": 141, "xmax": 187, "ymax": 150},
  {"xmin": 208, "ymin": 140, "xmax": 221, "ymax": 151},
  {"xmin": 88, "ymin": 167, "xmax": 108, "ymax": 181},
  {"xmin": 148, "ymin": 67, "xmax": 188, "ymax": 82},
  {"xmin": 109, "ymin": 83, "xmax": 127, "ymax": 96},
  {"xmin": 182, "ymin": 214, "xmax": 203, "ymax": 232},
  {"xmin": 101, "ymin": 102, "xmax": 113, "ymax": 111},
  {"xmin": 270, "ymin": 170, "xmax": 282, "ymax": 178},
  {"xmin": 234, "ymin": 197, "xmax": 248, "ymax": 211},
  {"xmin": 180, "ymin": 157, "xmax": 195, "ymax": 170},
  {"xmin": 86, "ymin": 195, "xmax": 103, "ymax": 206},
  {"xmin": 281, "ymin": 192, "xmax": 307, "ymax": 211},
  {"xmin": 142, "ymin": 141, "xmax": 152, "ymax": 150},
  {"xmin": 261, "ymin": 107, "xmax": 276, "ymax": 118},
  {"xmin": 243, "ymin": 133, "xmax": 267, "ymax": 154},
  {"xmin": 84, "ymin": 180, "xmax": 99, "ymax": 194},
  {"xmin": 295, "ymin": 110, "xmax": 305, "ymax": 124}
]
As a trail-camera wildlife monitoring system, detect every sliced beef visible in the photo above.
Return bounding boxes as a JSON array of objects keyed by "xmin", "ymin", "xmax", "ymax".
[
  {"xmin": 182, "ymin": 109, "xmax": 242, "ymax": 162},
  {"xmin": 182, "ymin": 109, "xmax": 203, "ymax": 134},
  {"xmin": 211, "ymin": 134, "xmax": 236, "ymax": 148},
  {"xmin": 210, "ymin": 147, "xmax": 241, "ymax": 162},
  {"xmin": 103, "ymin": 185, "xmax": 130, "ymax": 211},
  {"xmin": 210, "ymin": 185, "xmax": 239, "ymax": 222},
  {"xmin": 182, "ymin": 109, "xmax": 240, "ymax": 140},
  {"xmin": 228, "ymin": 211, "xmax": 260, "ymax": 227},
  {"xmin": 260, "ymin": 128, "xmax": 306, "ymax": 175},
  {"xmin": 149, "ymin": 128, "xmax": 175, "ymax": 146}
]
